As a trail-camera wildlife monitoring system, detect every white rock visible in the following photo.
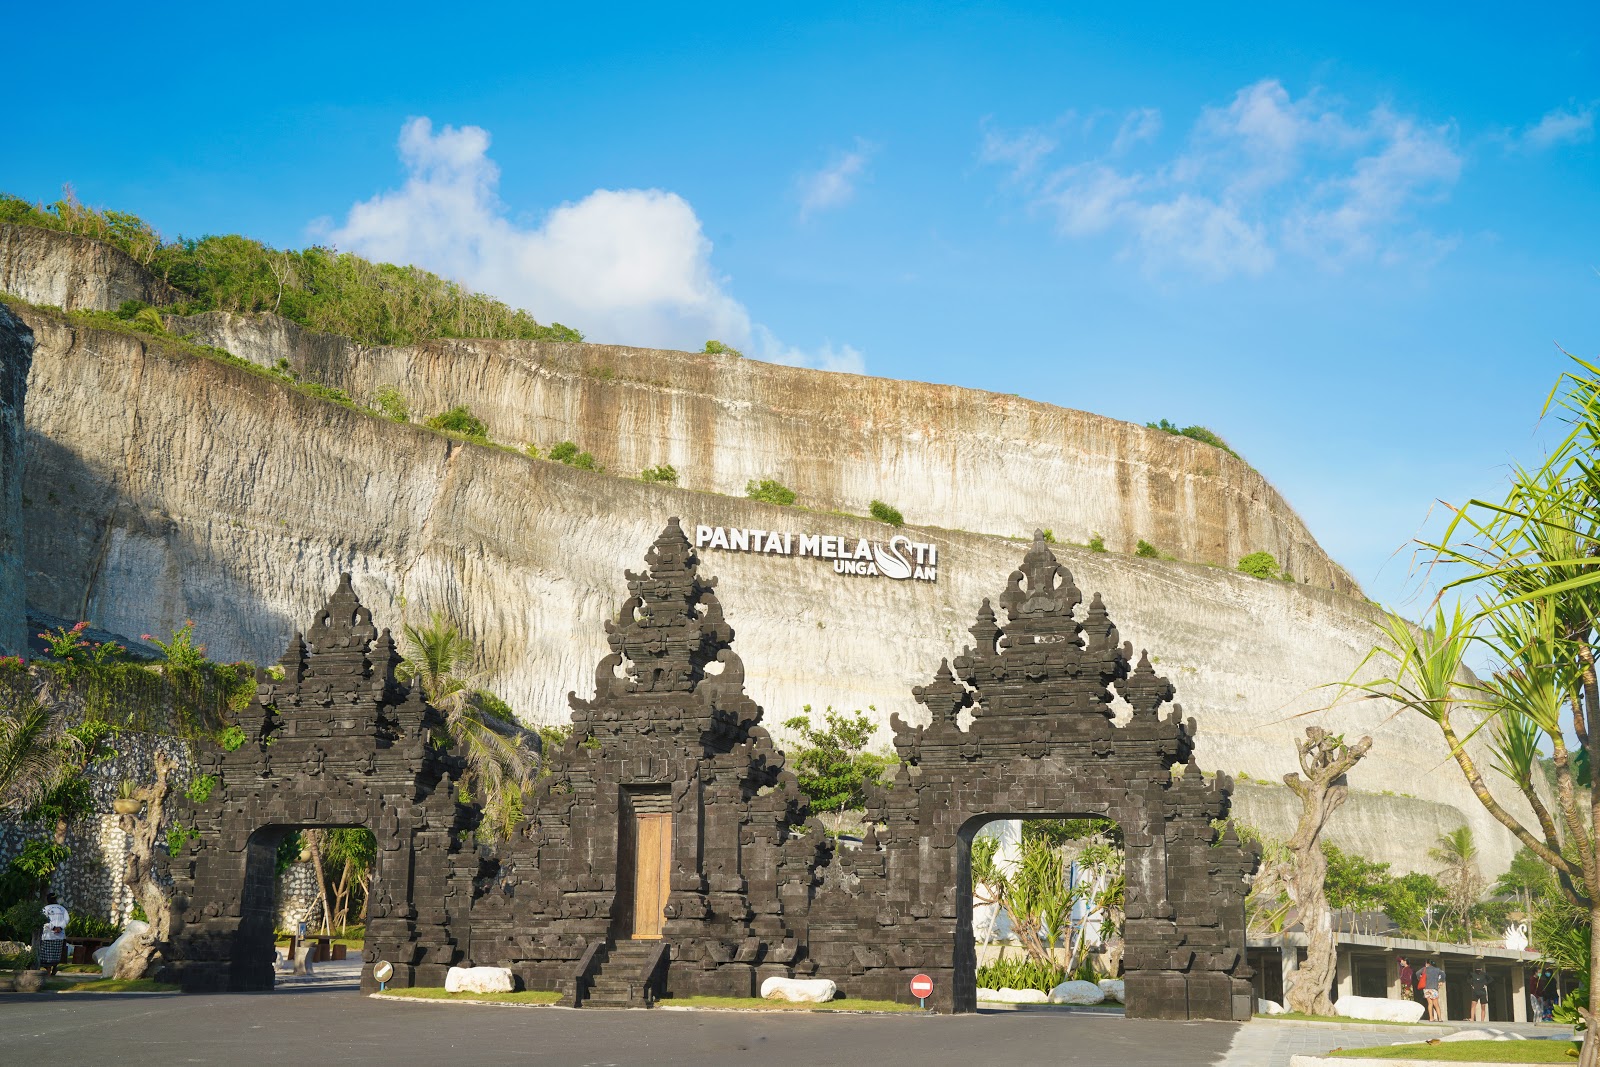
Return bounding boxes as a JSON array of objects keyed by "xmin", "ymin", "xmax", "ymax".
[
  {"xmin": 95, "ymin": 920, "xmax": 149, "ymax": 978},
  {"xmin": 1097, "ymin": 979, "xmax": 1125, "ymax": 1004},
  {"xmin": 1440, "ymin": 1029, "xmax": 1521, "ymax": 1042},
  {"xmin": 1334, "ymin": 995, "xmax": 1425, "ymax": 1023},
  {"xmin": 978, "ymin": 987, "xmax": 1051, "ymax": 1003},
  {"xmin": 444, "ymin": 965, "xmax": 515, "ymax": 994},
  {"xmin": 1048, "ymin": 980, "xmax": 1106, "ymax": 1005},
  {"xmin": 760, "ymin": 977, "xmax": 837, "ymax": 1003},
  {"xmin": 1257, "ymin": 998, "xmax": 1286, "ymax": 1015}
]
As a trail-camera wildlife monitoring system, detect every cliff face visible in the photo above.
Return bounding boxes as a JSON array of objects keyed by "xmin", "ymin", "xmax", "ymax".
[
  {"xmin": 17, "ymin": 309, "xmax": 1524, "ymax": 873},
  {"xmin": 0, "ymin": 302, "xmax": 32, "ymax": 655},
  {"xmin": 168, "ymin": 309, "xmax": 1360, "ymax": 593},
  {"xmin": 0, "ymin": 224, "xmax": 179, "ymax": 311}
]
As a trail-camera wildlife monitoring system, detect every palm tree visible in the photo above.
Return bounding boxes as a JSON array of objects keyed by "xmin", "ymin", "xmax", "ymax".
[
  {"xmin": 395, "ymin": 614, "xmax": 536, "ymax": 840},
  {"xmin": 1428, "ymin": 827, "xmax": 1483, "ymax": 943},
  {"xmin": 0, "ymin": 685, "xmax": 81, "ymax": 817}
]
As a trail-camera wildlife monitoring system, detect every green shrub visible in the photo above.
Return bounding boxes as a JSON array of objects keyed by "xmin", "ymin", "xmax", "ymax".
[
  {"xmin": 640, "ymin": 464, "xmax": 679, "ymax": 484},
  {"xmin": 426, "ymin": 406, "xmax": 488, "ymax": 441},
  {"xmin": 703, "ymin": 340, "xmax": 743, "ymax": 357},
  {"xmin": 218, "ymin": 724, "xmax": 248, "ymax": 751},
  {"xmin": 1087, "ymin": 533, "xmax": 1106, "ymax": 553},
  {"xmin": 1237, "ymin": 551, "xmax": 1289, "ymax": 581},
  {"xmin": 1135, "ymin": 539, "xmax": 1160, "ymax": 558},
  {"xmin": 746, "ymin": 479, "xmax": 797, "ymax": 506},
  {"xmin": 869, "ymin": 500, "xmax": 904, "ymax": 526},
  {"xmin": 374, "ymin": 386, "xmax": 409, "ymax": 422},
  {"xmin": 549, "ymin": 440, "xmax": 600, "ymax": 471},
  {"xmin": 302, "ymin": 382, "xmax": 354, "ymax": 407},
  {"xmin": 1145, "ymin": 419, "xmax": 1239, "ymax": 458},
  {"xmin": 0, "ymin": 190, "xmax": 584, "ymax": 346},
  {"xmin": 1039, "ymin": 529, "xmax": 1056, "ymax": 543},
  {"xmin": 975, "ymin": 957, "xmax": 1066, "ymax": 994},
  {"xmin": 185, "ymin": 773, "xmax": 218, "ymax": 804}
]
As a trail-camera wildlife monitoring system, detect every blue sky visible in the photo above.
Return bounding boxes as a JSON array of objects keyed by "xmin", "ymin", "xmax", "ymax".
[{"xmin": 7, "ymin": 2, "xmax": 1597, "ymax": 612}]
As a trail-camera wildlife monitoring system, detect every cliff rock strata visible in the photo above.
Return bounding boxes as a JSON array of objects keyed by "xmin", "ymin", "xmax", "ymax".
[
  {"xmin": 168, "ymin": 308, "xmax": 1359, "ymax": 593},
  {"xmin": 0, "ymin": 302, "xmax": 32, "ymax": 654},
  {"xmin": 0, "ymin": 224, "xmax": 179, "ymax": 312},
  {"xmin": 18, "ymin": 310, "xmax": 1524, "ymax": 873}
]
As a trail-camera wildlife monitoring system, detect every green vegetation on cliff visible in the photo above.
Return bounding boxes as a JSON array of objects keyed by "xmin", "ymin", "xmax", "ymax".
[
  {"xmin": 1, "ymin": 189, "xmax": 582, "ymax": 346},
  {"xmin": 1145, "ymin": 419, "xmax": 1239, "ymax": 458}
]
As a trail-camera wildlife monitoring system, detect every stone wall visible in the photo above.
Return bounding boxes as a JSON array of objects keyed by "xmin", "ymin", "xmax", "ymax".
[
  {"xmin": 14, "ymin": 310, "xmax": 1532, "ymax": 877},
  {"xmin": 0, "ymin": 302, "xmax": 30, "ymax": 655}
]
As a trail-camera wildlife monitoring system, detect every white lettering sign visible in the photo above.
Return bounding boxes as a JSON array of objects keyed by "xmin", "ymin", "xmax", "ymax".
[{"xmin": 694, "ymin": 524, "xmax": 939, "ymax": 582}]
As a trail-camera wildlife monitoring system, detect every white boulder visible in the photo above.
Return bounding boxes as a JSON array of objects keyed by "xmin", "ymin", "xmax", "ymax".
[
  {"xmin": 1048, "ymin": 980, "xmax": 1106, "ymax": 1005},
  {"xmin": 1097, "ymin": 979, "xmax": 1125, "ymax": 1004},
  {"xmin": 1256, "ymin": 998, "xmax": 1286, "ymax": 1015},
  {"xmin": 1439, "ymin": 1029, "xmax": 1522, "ymax": 1042},
  {"xmin": 93, "ymin": 920, "xmax": 149, "ymax": 978},
  {"xmin": 978, "ymin": 987, "xmax": 1050, "ymax": 1003},
  {"xmin": 1334, "ymin": 995, "xmax": 1425, "ymax": 1023},
  {"xmin": 760, "ymin": 977, "xmax": 837, "ymax": 1003},
  {"xmin": 444, "ymin": 965, "xmax": 516, "ymax": 994}
]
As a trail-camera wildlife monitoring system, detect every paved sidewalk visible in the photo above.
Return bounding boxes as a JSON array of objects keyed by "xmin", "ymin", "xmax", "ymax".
[{"xmin": 1219, "ymin": 1018, "xmax": 1575, "ymax": 1067}]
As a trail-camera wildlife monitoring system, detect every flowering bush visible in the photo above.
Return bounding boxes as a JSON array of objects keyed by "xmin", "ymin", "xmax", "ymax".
[
  {"xmin": 38, "ymin": 621, "xmax": 125, "ymax": 668},
  {"xmin": 143, "ymin": 620, "xmax": 207, "ymax": 675}
]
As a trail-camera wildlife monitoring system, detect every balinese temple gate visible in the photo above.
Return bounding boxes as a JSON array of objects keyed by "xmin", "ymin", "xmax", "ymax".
[{"xmin": 159, "ymin": 519, "xmax": 1256, "ymax": 1018}]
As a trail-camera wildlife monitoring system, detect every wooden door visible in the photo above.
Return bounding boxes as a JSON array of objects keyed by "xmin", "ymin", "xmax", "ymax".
[{"xmin": 630, "ymin": 812, "xmax": 671, "ymax": 939}]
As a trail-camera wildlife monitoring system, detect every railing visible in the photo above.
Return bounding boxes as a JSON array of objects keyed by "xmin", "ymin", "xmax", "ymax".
[
  {"xmin": 568, "ymin": 942, "xmax": 605, "ymax": 1008},
  {"xmin": 636, "ymin": 942, "xmax": 670, "ymax": 1006}
]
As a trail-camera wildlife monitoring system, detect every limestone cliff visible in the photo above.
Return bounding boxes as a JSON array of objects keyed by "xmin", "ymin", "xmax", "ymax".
[
  {"xmin": 0, "ymin": 224, "xmax": 179, "ymax": 311},
  {"xmin": 16, "ymin": 308, "xmax": 1527, "ymax": 874},
  {"xmin": 168, "ymin": 309, "xmax": 1360, "ymax": 593},
  {"xmin": 0, "ymin": 302, "xmax": 31, "ymax": 655}
]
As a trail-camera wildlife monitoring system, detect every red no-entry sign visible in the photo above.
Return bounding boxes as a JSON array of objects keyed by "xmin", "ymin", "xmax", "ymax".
[{"xmin": 910, "ymin": 973, "xmax": 934, "ymax": 1002}]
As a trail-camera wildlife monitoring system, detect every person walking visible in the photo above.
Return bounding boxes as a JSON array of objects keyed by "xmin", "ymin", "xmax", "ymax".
[
  {"xmin": 38, "ymin": 893, "xmax": 69, "ymax": 976},
  {"xmin": 1420, "ymin": 959, "xmax": 1446, "ymax": 1021},
  {"xmin": 1469, "ymin": 965, "xmax": 1489, "ymax": 1022}
]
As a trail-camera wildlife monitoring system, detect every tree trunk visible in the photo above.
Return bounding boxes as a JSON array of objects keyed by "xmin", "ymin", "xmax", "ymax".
[
  {"xmin": 115, "ymin": 757, "xmax": 176, "ymax": 980},
  {"xmin": 1581, "ymin": 899, "xmax": 1600, "ymax": 1067},
  {"xmin": 306, "ymin": 831, "xmax": 334, "ymax": 936}
]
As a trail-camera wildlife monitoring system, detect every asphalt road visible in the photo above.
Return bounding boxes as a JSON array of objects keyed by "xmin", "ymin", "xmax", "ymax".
[{"xmin": 0, "ymin": 989, "xmax": 1243, "ymax": 1067}]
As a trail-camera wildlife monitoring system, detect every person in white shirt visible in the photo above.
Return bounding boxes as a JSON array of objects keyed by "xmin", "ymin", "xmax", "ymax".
[{"xmin": 39, "ymin": 893, "xmax": 69, "ymax": 975}]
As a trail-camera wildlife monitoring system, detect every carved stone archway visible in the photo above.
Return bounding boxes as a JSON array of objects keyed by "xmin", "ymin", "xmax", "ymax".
[
  {"xmin": 162, "ymin": 576, "xmax": 473, "ymax": 993},
  {"xmin": 804, "ymin": 533, "xmax": 1257, "ymax": 1018}
]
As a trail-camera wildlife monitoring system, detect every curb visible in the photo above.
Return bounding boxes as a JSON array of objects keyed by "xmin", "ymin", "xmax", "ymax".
[{"xmin": 1289, "ymin": 1059, "xmax": 1542, "ymax": 1067}]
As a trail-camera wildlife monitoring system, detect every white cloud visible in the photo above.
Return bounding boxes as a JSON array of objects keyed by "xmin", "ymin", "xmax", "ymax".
[
  {"xmin": 1521, "ymin": 104, "xmax": 1595, "ymax": 150},
  {"xmin": 1111, "ymin": 108, "xmax": 1162, "ymax": 155},
  {"xmin": 798, "ymin": 141, "xmax": 875, "ymax": 219},
  {"xmin": 331, "ymin": 118, "xmax": 861, "ymax": 371},
  {"xmin": 982, "ymin": 79, "xmax": 1463, "ymax": 278}
]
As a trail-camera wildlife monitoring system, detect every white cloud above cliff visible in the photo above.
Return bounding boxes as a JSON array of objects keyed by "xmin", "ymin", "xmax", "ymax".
[
  {"xmin": 983, "ymin": 80, "xmax": 1462, "ymax": 278},
  {"xmin": 330, "ymin": 117, "xmax": 862, "ymax": 371}
]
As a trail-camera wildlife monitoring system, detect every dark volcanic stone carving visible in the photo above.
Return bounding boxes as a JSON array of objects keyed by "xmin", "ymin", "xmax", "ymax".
[
  {"xmin": 804, "ymin": 532, "xmax": 1257, "ymax": 1018},
  {"xmin": 166, "ymin": 524, "xmax": 1252, "ymax": 1018},
  {"xmin": 162, "ymin": 574, "xmax": 473, "ymax": 993}
]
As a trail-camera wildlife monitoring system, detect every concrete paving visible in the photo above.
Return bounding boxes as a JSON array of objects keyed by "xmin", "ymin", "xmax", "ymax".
[
  {"xmin": 0, "ymin": 988, "xmax": 1242, "ymax": 1066},
  {"xmin": 1218, "ymin": 1018, "xmax": 1577, "ymax": 1067}
]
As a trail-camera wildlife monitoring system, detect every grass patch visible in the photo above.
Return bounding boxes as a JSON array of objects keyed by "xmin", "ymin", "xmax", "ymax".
[
  {"xmin": 53, "ymin": 977, "xmax": 178, "ymax": 993},
  {"xmin": 1260, "ymin": 1011, "xmax": 1432, "ymax": 1026},
  {"xmin": 661, "ymin": 995, "xmax": 922, "ymax": 1013},
  {"xmin": 1329, "ymin": 1039, "xmax": 1580, "ymax": 1062},
  {"xmin": 380, "ymin": 987, "xmax": 563, "ymax": 1005}
]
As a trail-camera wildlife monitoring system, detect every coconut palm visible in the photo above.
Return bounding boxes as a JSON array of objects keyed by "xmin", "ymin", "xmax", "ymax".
[
  {"xmin": 0, "ymin": 686, "xmax": 81, "ymax": 817},
  {"xmin": 395, "ymin": 614, "xmax": 536, "ymax": 840},
  {"xmin": 1428, "ymin": 827, "xmax": 1483, "ymax": 942}
]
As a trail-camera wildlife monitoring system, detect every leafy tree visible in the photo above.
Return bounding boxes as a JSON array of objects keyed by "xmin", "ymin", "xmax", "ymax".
[
  {"xmin": 1349, "ymin": 356, "xmax": 1600, "ymax": 1065},
  {"xmin": 1322, "ymin": 843, "xmax": 1391, "ymax": 914},
  {"xmin": 396, "ymin": 615, "xmax": 537, "ymax": 841},
  {"xmin": 425, "ymin": 407, "xmax": 488, "ymax": 442},
  {"xmin": 703, "ymin": 340, "xmax": 743, "ymax": 357},
  {"xmin": 746, "ymin": 478, "xmax": 797, "ymax": 507},
  {"xmin": 781, "ymin": 706, "xmax": 891, "ymax": 833},
  {"xmin": 640, "ymin": 464, "xmax": 678, "ymax": 484},
  {"xmin": 869, "ymin": 500, "xmax": 904, "ymax": 526},
  {"xmin": 1429, "ymin": 826, "xmax": 1484, "ymax": 942}
]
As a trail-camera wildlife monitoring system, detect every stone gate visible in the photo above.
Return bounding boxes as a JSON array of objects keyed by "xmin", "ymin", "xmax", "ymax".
[
  {"xmin": 162, "ymin": 576, "xmax": 474, "ymax": 993},
  {"xmin": 163, "ymin": 523, "xmax": 1254, "ymax": 1018}
]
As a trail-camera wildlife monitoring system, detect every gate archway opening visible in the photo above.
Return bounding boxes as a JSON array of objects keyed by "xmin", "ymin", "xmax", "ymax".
[
  {"xmin": 960, "ymin": 815, "xmax": 1126, "ymax": 1005},
  {"xmin": 235, "ymin": 825, "xmax": 377, "ymax": 989}
]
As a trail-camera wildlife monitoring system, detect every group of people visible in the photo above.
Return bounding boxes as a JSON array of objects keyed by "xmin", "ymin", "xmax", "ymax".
[{"xmin": 1396, "ymin": 957, "xmax": 1491, "ymax": 1022}]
